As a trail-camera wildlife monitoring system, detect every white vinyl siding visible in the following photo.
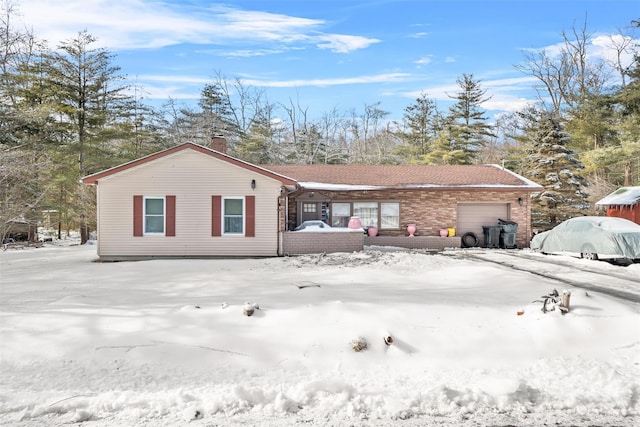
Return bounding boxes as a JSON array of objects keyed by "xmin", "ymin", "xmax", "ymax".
[{"xmin": 95, "ymin": 149, "xmax": 281, "ymax": 257}]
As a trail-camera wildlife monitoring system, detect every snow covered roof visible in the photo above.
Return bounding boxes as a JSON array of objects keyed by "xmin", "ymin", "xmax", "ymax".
[
  {"xmin": 595, "ymin": 186, "xmax": 640, "ymax": 206},
  {"xmin": 264, "ymin": 163, "xmax": 543, "ymax": 191}
]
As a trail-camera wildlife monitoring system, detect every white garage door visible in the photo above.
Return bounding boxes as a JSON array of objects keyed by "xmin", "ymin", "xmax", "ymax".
[{"xmin": 457, "ymin": 203, "xmax": 510, "ymax": 247}]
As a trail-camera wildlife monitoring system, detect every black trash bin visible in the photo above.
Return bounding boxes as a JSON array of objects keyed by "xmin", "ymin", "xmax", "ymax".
[
  {"xmin": 482, "ymin": 225, "xmax": 502, "ymax": 248},
  {"xmin": 498, "ymin": 219, "xmax": 518, "ymax": 249}
]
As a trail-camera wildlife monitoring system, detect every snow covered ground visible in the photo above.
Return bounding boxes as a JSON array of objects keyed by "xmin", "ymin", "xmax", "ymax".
[{"xmin": 1, "ymin": 242, "xmax": 638, "ymax": 426}]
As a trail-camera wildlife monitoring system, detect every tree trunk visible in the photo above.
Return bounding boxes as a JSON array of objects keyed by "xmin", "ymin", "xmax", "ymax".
[
  {"xmin": 624, "ymin": 160, "xmax": 631, "ymax": 186},
  {"xmin": 80, "ymin": 214, "xmax": 88, "ymax": 244}
]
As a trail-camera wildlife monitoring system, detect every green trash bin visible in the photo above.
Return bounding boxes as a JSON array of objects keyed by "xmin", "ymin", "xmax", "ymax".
[
  {"xmin": 499, "ymin": 219, "xmax": 518, "ymax": 249},
  {"xmin": 482, "ymin": 226, "xmax": 502, "ymax": 248}
]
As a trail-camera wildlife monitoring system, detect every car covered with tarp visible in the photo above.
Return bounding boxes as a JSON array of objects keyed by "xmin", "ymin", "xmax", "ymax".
[{"xmin": 530, "ymin": 216, "xmax": 640, "ymax": 262}]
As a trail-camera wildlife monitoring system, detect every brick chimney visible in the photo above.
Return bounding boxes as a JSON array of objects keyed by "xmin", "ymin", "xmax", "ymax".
[{"xmin": 211, "ymin": 135, "xmax": 227, "ymax": 153}]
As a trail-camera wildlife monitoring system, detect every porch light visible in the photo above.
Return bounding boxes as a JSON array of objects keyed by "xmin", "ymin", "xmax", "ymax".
[
  {"xmin": 251, "ymin": 179, "xmax": 256, "ymax": 190},
  {"xmin": 518, "ymin": 197, "xmax": 524, "ymax": 206}
]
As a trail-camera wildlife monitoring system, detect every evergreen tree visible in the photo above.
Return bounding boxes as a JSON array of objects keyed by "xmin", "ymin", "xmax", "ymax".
[
  {"xmin": 238, "ymin": 104, "xmax": 277, "ymax": 164},
  {"xmin": 41, "ymin": 31, "xmax": 136, "ymax": 242},
  {"xmin": 612, "ymin": 23, "xmax": 640, "ymax": 185},
  {"xmin": 400, "ymin": 92, "xmax": 439, "ymax": 161},
  {"xmin": 445, "ymin": 73, "xmax": 494, "ymax": 164},
  {"xmin": 421, "ymin": 119, "xmax": 469, "ymax": 165},
  {"xmin": 199, "ymin": 83, "xmax": 240, "ymax": 143},
  {"xmin": 0, "ymin": 3, "xmax": 58, "ymax": 241},
  {"xmin": 524, "ymin": 111, "xmax": 590, "ymax": 230},
  {"xmin": 45, "ymin": 31, "xmax": 129, "ymax": 176}
]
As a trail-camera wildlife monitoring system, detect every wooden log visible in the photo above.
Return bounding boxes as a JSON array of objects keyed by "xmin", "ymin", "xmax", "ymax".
[
  {"xmin": 560, "ymin": 290, "xmax": 571, "ymax": 314},
  {"xmin": 351, "ymin": 337, "xmax": 367, "ymax": 352}
]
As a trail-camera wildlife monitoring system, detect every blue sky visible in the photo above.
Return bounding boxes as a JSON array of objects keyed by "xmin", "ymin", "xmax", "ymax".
[{"xmin": 16, "ymin": 0, "xmax": 640, "ymax": 122}]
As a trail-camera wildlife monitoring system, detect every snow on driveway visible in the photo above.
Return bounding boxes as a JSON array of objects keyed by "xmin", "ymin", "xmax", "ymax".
[{"xmin": 0, "ymin": 243, "xmax": 638, "ymax": 426}]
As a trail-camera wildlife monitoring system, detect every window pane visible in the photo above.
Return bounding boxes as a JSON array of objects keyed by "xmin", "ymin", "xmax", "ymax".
[
  {"xmin": 224, "ymin": 217, "xmax": 243, "ymax": 233},
  {"xmin": 331, "ymin": 203, "xmax": 350, "ymax": 228},
  {"xmin": 145, "ymin": 216, "xmax": 164, "ymax": 233},
  {"xmin": 353, "ymin": 202, "xmax": 378, "ymax": 228},
  {"xmin": 223, "ymin": 198, "xmax": 244, "ymax": 234},
  {"xmin": 381, "ymin": 203, "xmax": 400, "ymax": 229},
  {"xmin": 146, "ymin": 198, "xmax": 164, "ymax": 215},
  {"xmin": 225, "ymin": 199, "xmax": 243, "ymax": 215},
  {"xmin": 333, "ymin": 203, "xmax": 350, "ymax": 216},
  {"xmin": 303, "ymin": 203, "xmax": 317, "ymax": 213}
]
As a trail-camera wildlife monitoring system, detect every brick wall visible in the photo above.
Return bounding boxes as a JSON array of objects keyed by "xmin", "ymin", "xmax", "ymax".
[
  {"xmin": 282, "ymin": 231, "xmax": 364, "ymax": 255},
  {"xmin": 282, "ymin": 188, "xmax": 534, "ymax": 248},
  {"xmin": 364, "ymin": 235, "xmax": 461, "ymax": 250}
]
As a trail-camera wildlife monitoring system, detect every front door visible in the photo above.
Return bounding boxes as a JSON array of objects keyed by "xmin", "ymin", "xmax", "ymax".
[{"xmin": 301, "ymin": 202, "xmax": 320, "ymax": 222}]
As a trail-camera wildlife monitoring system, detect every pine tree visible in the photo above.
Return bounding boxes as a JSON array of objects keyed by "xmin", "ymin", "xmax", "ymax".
[
  {"xmin": 400, "ymin": 92, "xmax": 440, "ymax": 162},
  {"xmin": 611, "ymin": 25, "xmax": 640, "ymax": 185},
  {"xmin": 0, "ymin": 4, "xmax": 58, "ymax": 241},
  {"xmin": 41, "ymin": 31, "xmax": 135, "ymax": 242},
  {"xmin": 524, "ymin": 111, "xmax": 590, "ymax": 230},
  {"xmin": 199, "ymin": 83, "xmax": 240, "ymax": 143},
  {"xmin": 445, "ymin": 73, "xmax": 494, "ymax": 164}
]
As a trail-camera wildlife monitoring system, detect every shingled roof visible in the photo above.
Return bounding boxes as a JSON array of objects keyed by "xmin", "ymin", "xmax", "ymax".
[
  {"xmin": 80, "ymin": 142, "xmax": 541, "ymax": 192},
  {"xmin": 263, "ymin": 164, "xmax": 542, "ymax": 191}
]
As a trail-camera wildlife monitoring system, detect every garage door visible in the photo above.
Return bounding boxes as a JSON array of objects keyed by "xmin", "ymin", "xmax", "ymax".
[{"xmin": 457, "ymin": 203, "xmax": 510, "ymax": 247}]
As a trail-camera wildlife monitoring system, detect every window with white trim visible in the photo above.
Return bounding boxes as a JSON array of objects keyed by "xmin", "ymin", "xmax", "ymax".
[
  {"xmin": 331, "ymin": 203, "xmax": 350, "ymax": 227},
  {"xmin": 303, "ymin": 203, "xmax": 317, "ymax": 213},
  {"xmin": 380, "ymin": 203, "xmax": 400, "ymax": 229},
  {"xmin": 330, "ymin": 201, "xmax": 401, "ymax": 230},
  {"xmin": 353, "ymin": 202, "xmax": 378, "ymax": 228},
  {"xmin": 144, "ymin": 197, "xmax": 165, "ymax": 234},
  {"xmin": 223, "ymin": 197, "xmax": 244, "ymax": 234}
]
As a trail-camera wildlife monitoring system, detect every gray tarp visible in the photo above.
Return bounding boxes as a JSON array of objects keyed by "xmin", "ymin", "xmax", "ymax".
[{"xmin": 531, "ymin": 216, "xmax": 640, "ymax": 260}]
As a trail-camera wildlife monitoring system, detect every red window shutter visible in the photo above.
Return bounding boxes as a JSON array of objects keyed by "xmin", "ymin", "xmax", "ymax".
[
  {"xmin": 165, "ymin": 195, "xmax": 176, "ymax": 237},
  {"xmin": 245, "ymin": 195, "xmax": 255, "ymax": 237},
  {"xmin": 133, "ymin": 195, "xmax": 143, "ymax": 237},
  {"xmin": 212, "ymin": 195, "xmax": 222, "ymax": 237}
]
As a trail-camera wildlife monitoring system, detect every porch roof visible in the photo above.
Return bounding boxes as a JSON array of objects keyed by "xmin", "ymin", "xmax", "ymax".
[{"xmin": 263, "ymin": 164, "xmax": 542, "ymax": 191}]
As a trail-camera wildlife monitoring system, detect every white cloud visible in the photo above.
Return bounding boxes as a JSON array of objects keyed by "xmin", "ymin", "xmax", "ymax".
[
  {"xmin": 403, "ymin": 76, "xmax": 540, "ymax": 112},
  {"xmin": 16, "ymin": 0, "xmax": 379, "ymax": 53},
  {"xmin": 315, "ymin": 34, "xmax": 381, "ymax": 53},
  {"xmin": 128, "ymin": 72, "xmax": 414, "ymax": 101},
  {"xmin": 136, "ymin": 75, "xmax": 210, "ymax": 85},
  {"xmin": 518, "ymin": 34, "xmax": 639, "ymax": 84},
  {"xmin": 414, "ymin": 56, "xmax": 433, "ymax": 65},
  {"xmin": 482, "ymin": 95, "xmax": 534, "ymax": 112},
  {"xmin": 242, "ymin": 73, "xmax": 412, "ymax": 88},
  {"xmin": 590, "ymin": 34, "xmax": 638, "ymax": 68},
  {"xmin": 482, "ymin": 76, "xmax": 540, "ymax": 90}
]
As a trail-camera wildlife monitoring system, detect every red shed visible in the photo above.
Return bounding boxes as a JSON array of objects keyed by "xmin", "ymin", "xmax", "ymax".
[{"xmin": 595, "ymin": 186, "xmax": 640, "ymax": 224}]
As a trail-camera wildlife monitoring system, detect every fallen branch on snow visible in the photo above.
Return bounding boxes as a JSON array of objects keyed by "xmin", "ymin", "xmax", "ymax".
[
  {"xmin": 351, "ymin": 337, "xmax": 368, "ymax": 352},
  {"xmin": 292, "ymin": 282, "xmax": 321, "ymax": 289},
  {"xmin": 533, "ymin": 288, "xmax": 571, "ymax": 314}
]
